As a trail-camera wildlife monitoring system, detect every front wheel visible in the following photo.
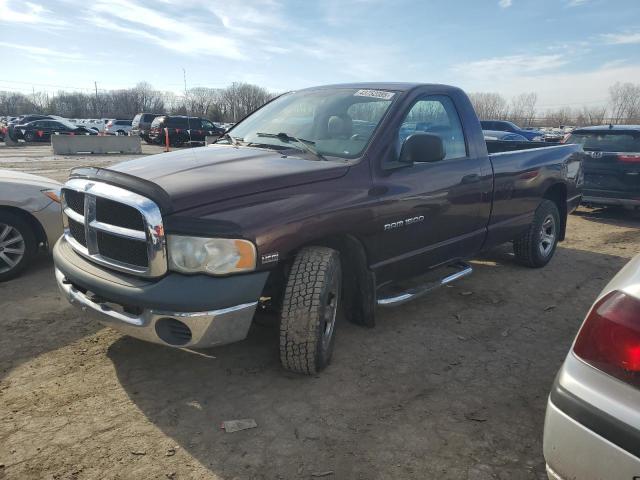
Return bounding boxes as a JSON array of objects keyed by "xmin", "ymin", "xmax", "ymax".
[
  {"xmin": 513, "ymin": 199, "xmax": 560, "ymax": 268},
  {"xmin": 279, "ymin": 247, "xmax": 341, "ymax": 375}
]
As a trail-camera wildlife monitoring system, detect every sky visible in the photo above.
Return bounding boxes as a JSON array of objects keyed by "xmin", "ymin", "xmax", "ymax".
[{"xmin": 0, "ymin": 0, "xmax": 639, "ymax": 111}]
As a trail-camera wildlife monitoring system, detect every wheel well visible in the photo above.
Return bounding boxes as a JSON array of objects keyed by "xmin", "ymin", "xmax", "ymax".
[
  {"xmin": 268, "ymin": 235, "xmax": 377, "ymax": 327},
  {"xmin": 543, "ymin": 183, "xmax": 567, "ymax": 241},
  {"xmin": 0, "ymin": 206, "xmax": 48, "ymax": 250}
]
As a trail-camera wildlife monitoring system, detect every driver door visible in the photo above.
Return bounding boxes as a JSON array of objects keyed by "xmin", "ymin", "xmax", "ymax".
[{"xmin": 368, "ymin": 95, "xmax": 492, "ymax": 283}]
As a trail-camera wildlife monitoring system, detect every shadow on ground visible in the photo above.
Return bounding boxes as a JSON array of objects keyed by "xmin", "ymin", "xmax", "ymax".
[
  {"xmin": 107, "ymin": 244, "xmax": 629, "ymax": 479},
  {"xmin": 572, "ymin": 205, "xmax": 640, "ymax": 228}
]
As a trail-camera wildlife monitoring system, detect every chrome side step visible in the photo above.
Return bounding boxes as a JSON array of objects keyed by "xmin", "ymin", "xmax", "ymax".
[{"xmin": 376, "ymin": 261, "xmax": 473, "ymax": 307}]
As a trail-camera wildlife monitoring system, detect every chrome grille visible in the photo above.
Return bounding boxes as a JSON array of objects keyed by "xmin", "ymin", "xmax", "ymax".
[{"xmin": 61, "ymin": 179, "xmax": 167, "ymax": 277}]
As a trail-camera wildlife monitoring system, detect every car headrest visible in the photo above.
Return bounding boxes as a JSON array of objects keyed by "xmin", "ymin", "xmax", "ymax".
[{"xmin": 327, "ymin": 115, "xmax": 353, "ymax": 138}]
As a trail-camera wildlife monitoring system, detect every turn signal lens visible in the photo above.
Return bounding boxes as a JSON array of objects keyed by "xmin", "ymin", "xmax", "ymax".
[
  {"xmin": 42, "ymin": 188, "xmax": 61, "ymax": 203},
  {"xmin": 573, "ymin": 290, "xmax": 640, "ymax": 387}
]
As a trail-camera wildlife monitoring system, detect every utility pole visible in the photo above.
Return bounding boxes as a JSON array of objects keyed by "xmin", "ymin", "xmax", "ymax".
[
  {"xmin": 183, "ymin": 68, "xmax": 188, "ymax": 97},
  {"xmin": 94, "ymin": 81, "xmax": 99, "ymax": 117},
  {"xmin": 182, "ymin": 67, "xmax": 189, "ymax": 115}
]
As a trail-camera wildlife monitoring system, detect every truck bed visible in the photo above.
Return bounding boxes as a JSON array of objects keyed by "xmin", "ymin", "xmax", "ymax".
[{"xmin": 486, "ymin": 139, "xmax": 563, "ymax": 154}]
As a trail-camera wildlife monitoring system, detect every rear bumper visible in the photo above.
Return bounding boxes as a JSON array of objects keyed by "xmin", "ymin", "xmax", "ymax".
[
  {"xmin": 53, "ymin": 237, "xmax": 269, "ymax": 348},
  {"xmin": 544, "ymin": 398, "xmax": 640, "ymax": 480},
  {"xmin": 544, "ymin": 352, "xmax": 640, "ymax": 480}
]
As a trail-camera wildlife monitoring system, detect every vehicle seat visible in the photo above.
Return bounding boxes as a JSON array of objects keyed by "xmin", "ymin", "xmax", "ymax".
[{"xmin": 327, "ymin": 115, "xmax": 353, "ymax": 139}]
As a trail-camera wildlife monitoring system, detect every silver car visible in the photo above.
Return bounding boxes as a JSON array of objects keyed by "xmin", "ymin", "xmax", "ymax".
[
  {"xmin": 0, "ymin": 169, "xmax": 63, "ymax": 281},
  {"xmin": 544, "ymin": 254, "xmax": 640, "ymax": 479}
]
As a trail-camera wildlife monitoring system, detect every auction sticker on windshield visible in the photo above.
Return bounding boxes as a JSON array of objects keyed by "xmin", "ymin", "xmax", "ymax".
[{"xmin": 354, "ymin": 89, "xmax": 395, "ymax": 100}]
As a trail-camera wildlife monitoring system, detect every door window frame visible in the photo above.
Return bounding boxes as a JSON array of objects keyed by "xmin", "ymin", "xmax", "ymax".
[{"xmin": 395, "ymin": 94, "xmax": 470, "ymax": 164}]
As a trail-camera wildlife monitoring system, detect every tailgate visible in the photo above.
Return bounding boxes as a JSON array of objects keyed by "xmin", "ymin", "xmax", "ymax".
[
  {"xmin": 583, "ymin": 151, "xmax": 640, "ymax": 194},
  {"xmin": 566, "ymin": 130, "xmax": 640, "ymax": 195}
]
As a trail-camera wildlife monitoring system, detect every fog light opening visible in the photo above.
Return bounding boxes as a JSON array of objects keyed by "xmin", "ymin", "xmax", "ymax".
[{"xmin": 155, "ymin": 318, "xmax": 192, "ymax": 346}]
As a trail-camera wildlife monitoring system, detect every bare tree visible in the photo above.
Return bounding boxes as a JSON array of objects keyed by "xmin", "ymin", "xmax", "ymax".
[
  {"xmin": 575, "ymin": 106, "xmax": 608, "ymax": 126},
  {"xmin": 468, "ymin": 92, "xmax": 507, "ymax": 120},
  {"xmin": 544, "ymin": 107, "xmax": 575, "ymax": 127},
  {"xmin": 508, "ymin": 92, "xmax": 537, "ymax": 126},
  {"xmin": 220, "ymin": 82, "xmax": 274, "ymax": 122},
  {"xmin": 609, "ymin": 82, "xmax": 640, "ymax": 124}
]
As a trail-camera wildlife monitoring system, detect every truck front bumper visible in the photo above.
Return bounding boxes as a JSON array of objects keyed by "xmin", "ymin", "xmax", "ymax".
[{"xmin": 53, "ymin": 237, "xmax": 269, "ymax": 349}]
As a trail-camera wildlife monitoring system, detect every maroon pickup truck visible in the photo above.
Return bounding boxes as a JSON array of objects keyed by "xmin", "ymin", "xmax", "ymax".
[{"xmin": 53, "ymin": 83, "xmax": 584, "ymax": 374}]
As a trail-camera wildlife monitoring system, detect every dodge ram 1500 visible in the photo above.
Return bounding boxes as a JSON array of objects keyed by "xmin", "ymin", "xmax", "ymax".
[{"xmin": 53, "ymin": 83, "xmax": 584, "ymax": 374}]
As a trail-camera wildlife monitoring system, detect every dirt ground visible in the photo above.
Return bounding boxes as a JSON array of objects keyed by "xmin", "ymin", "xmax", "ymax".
[{"xmin": 1, "ymin": 144, "xmax": 639, "ymax": 479}]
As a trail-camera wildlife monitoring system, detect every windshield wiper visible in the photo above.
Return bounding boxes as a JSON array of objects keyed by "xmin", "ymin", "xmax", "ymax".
[
  {"xmin": 256, "ymin": 132, "xmax": 326, "ymax": 161},
  {"xmin": 215, "ymin": 132, "xmax": 241, "ymax": 148}
]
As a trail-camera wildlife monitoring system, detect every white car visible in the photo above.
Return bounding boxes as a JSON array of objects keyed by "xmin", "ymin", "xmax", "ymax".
[
  {"xmin": 544, "ymin": 254, "xmax": 640, "ymax": 479},
  {"xmin": 0, "ymin": 170, "xmax": 63, "ymax": 281},
  {"xmin": 105, "ymin": 119, "xmax": 133, "ymax": 135}
]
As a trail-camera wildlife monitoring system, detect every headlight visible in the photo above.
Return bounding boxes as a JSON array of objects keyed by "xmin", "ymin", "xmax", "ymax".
[
  {"xmin": 167, "ymin": 235, "xmax": 256, "ymax": 275},
  {"xmin": 532, "ymin": 136, "xmax": 544, "ymax": 141}
]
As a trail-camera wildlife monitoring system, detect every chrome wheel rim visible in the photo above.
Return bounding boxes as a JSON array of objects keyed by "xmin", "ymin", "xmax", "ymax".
[
  {"xmin": 321, "ymin": 274, "xmax": 339, "ymax": 350},
  {"xmin": 0, "ymin": 223, "xmax": 26, "ymax": 274},
  {"xmin": 538, "ymin": 214, "xmax": 556, "ymax": 257}
]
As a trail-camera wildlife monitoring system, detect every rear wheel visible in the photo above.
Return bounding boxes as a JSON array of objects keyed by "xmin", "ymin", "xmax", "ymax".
[
  {"xmin": 513, "ymin": 199, "xmax": 560, "ymax": 268},
  {"xmin": 279, "ymin": 247, "xmax": 341, "ymax": 375},
  {"xmin": 23, "ymin": 131, "xmax": 35, "ymax": 142},
  {"xmin": 0, "ymin": 212, "xmax": 37, "ymax": 282}
]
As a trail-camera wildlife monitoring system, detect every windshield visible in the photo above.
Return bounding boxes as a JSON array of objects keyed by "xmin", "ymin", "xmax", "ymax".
[
  {"xmin": 227, "ymin": 87, "xmax": 396, "ymax": 159},
  {"xmin": 566, "ymin": 132, "xmax": 640, "ymax": 152}
]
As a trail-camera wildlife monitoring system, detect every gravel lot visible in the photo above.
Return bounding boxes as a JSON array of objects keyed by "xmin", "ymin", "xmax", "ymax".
[{"xmin": 1, "ymin": 144, "xmax": 639, "ymax": 479}]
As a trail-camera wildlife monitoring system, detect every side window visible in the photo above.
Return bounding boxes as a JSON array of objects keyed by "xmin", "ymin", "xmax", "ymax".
[
  {"xmin": 170, "ymin": 118, "xmax": 189, "ymax": 128},
  {"xmin": 201, "ymin": 119, "xmax": 214, "ymax": 130},
  {"xmin": 398, "ymin": 95, "xmax": 466, "ymax": 160}
]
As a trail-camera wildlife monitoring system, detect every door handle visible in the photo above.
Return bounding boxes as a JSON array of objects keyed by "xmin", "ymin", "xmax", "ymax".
[{"xmin": 461, "ymin": 174, "xmax": 480, "ymax": 184}]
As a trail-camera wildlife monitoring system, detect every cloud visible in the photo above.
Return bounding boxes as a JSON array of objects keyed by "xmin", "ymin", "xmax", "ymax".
[
  {"xmin": 567, "ymin": 0, "xmax": 589, "ymax": 6},
  {"xmin": 0, "ymin": 0, "xmax": 67, "ymax": 26},
  {"xmin": 498, "ymin": 0, "xmax": 512, "ymax": 8},
  {"xmin": 602, "ymin": 30, "xmax": 640, "ymax": 45},
  {"xmin": 0, "ymin": 41, "xmax": 83, "ymax": 61},
  {"xmin": 87, "ymin": 0, "xmax": 246, "ymax": 60},
  {"xmin": 453, "ymin": 54, "xmax": 567, "ymax": 78}
]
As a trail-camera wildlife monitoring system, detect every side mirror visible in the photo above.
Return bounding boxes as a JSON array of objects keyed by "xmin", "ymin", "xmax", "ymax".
[{"xmin": 399, "ymin": 133, "xmax": 445, "ymax": 164}]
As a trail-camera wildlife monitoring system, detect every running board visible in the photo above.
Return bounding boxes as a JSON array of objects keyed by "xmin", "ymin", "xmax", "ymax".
[{"xmin": 376, "ymin": 261, "xmax": 473, "ymax": 307}]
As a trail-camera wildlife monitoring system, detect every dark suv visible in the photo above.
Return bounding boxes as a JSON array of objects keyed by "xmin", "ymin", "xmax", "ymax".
[
  {"xmin": 131, "ymin": 113, "xmax": 162, "ymax": 143},
  {"xmin": 565, "ymin": 125, "xmax": 640, "ymax": 207},
  {"xmin": 148, "ymin": 115, "xmax": 223, "ymax": 146}
]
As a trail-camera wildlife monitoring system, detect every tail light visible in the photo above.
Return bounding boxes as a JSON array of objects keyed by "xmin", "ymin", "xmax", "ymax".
[
  {"xmin": 618, "ymin": 154, "xmax": 640, "ymax": 163},
  {"xmin": 573, "ymin": 290, "xmax": 640, "ymax": 387}
]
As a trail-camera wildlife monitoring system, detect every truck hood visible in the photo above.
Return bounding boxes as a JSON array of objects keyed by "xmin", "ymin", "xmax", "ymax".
[{"xmin": 108, "ymin": 145, "xmax": 349, "ymax": 212}]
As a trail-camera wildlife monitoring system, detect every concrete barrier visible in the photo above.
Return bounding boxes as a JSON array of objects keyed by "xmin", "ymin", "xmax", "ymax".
[{"xmin": 51, "ymin": 135, "xmax": 142, "ymax": 154}]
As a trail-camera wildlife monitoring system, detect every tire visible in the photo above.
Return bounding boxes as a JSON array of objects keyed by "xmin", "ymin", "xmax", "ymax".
[
  {"xmin": 23, "ymin": 131, "xmax": 35, "ymax": 142},
  {"xmin": 172, "ymin": 135, "xmax": 186, "ymax": 147},
  {"xmin": 0, "ymin": 212, "xmax": 37, "ymax": 282},
  {"xmin": 513, "ymin": 199, "xmax": 560, "ymax": 268},
  {"xmin": 279, "ymin": 246, "xmax": 342, "ymax": 375}
]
